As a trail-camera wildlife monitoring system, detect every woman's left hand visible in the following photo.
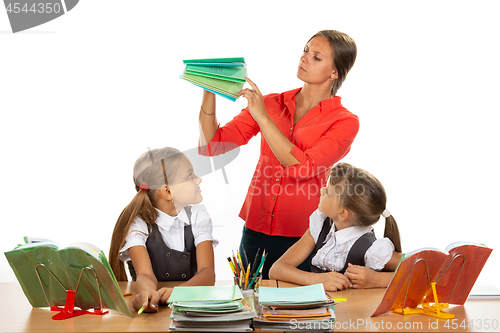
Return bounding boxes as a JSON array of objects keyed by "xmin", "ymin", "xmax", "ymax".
[{"xmin": 238, "ymin": 77, "xmax": 269, "ymax": 124}]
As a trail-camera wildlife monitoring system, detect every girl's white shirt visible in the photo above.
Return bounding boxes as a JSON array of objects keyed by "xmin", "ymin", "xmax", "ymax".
[
  {"xmin": 119, "ymin": 204, "xmax": 218, "ymax": 262},
  {"xmin": 309, "ymin": 209, "xmax": 394, "ymax": 272}
]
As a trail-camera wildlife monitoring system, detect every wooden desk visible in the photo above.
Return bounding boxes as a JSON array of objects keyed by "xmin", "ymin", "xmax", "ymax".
[
  {"xmin": 2, "ymin": 281, "xmax": 499, "ymax": 332},
  {"xmin": 1, "ymin": 281, "xmax": 177, "ymax": 332},
  {"xmin": 266, "ymin": 280, "xmax": 500, "ymax": 332}
]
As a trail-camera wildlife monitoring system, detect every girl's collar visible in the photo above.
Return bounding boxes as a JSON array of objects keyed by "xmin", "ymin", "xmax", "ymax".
[
  {"xmin": 331, "ymin": 225, "xmax": 373, "ymax": 244},
  {"xmin": 154, "ymin": 207, "xmax": 190, "ymax": 232}
]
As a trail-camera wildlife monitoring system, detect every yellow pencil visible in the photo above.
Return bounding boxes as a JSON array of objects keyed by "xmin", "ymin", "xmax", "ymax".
[
  {"xmin": 256, "ymin": 275, "xmax": 262, "ymax": 289},
  {"xmin": 236, "ymin": 250, "xmax": 245, "ymax": 273},
  {"xmin": 232, "ymin": 251, "xmax": 240, "ymax": 276},
  {"xmin": 138, "ymin": 301, "xmax": 149, "ymax": 314},
  {"xmin": 237, "ymin": 251, "xmax": 243, "ymax": 265},
  {"xmin": 244, "ymin": 264, "xmax": 250, "ymax": 290},
  {"xmin": 325, "ymin": 291, "xmax": 347, "ymax": 302},
  {"xmin": 227, "ymin": 257, "xmax": 236, "ymax": 276}
]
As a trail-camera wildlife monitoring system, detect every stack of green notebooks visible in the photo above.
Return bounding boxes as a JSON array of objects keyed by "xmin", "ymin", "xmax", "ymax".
[
  {"xmin": 168, "ymin": 285, "xmax": 256, "ymax": 332},
  {"xmin": 253, "ymin": 284, "xmax": 336, "ymax": 332},
  {"xmin": 180, "ymin": 57, "xmax": 247, "ymax": 102}
]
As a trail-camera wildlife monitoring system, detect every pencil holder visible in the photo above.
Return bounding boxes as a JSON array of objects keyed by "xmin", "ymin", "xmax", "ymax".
[{"xmin": 241, "ymin": 289, "xmax": 254, "ymax": 298}]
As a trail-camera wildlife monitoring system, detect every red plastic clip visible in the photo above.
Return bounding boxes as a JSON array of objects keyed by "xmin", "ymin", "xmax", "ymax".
[{"xmin": 50, "ymin": 290, "xmax": 108, "ymax": 320}]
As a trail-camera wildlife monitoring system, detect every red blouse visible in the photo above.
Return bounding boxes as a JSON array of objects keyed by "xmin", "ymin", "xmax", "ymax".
[{"xmin": 201, "ymin": 88, "xmax": 359, "ymax": 237}]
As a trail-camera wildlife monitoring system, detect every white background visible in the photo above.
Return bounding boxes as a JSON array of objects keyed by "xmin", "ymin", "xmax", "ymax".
[{"xmin": 1, "ymin": 0, "xmax": 499, "ymax": 287}]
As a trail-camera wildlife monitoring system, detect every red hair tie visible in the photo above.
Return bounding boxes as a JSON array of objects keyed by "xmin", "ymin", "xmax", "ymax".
[{"xmin": 139, "ymin": 184, "xmax": 149, "ymax": 191}]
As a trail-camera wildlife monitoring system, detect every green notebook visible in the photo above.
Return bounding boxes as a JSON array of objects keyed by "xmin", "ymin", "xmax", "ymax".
[
  {"xmin": 183, "ymin": 73, "xmax": 243, "ymax": 96},
  {"xmin": 4, "ymin": 237, "xmax": 133, "ymax": 317},
  {"xmin": 168, "ymin": 285, "xmax": 243, "ymax": 303},
  {"xmin": 185, "ymin": 65, "xmax": 246, "ymax": 83},
  {"xmin": 183, "ymin": 57, "xmax": 245, "ymax": 66},
  {"xmin": 180, "ymin": 57, "xmax": 246, "ymax": 102},
  {"xmin": 258, "ymin": 283, "xmax": 328, "ymax": 305},
  {"xmin": 172, "ymin": 300, "xmax": 244, "ymax": 312}
]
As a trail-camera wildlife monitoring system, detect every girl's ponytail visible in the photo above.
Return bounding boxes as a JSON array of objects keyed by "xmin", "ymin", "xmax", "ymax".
[
  {"xmin": 109, "ymin": 188, "xmax": 158, "ymax": 281},
  {"xmin": 384, "ymin": 215, "xmax": 402, "ymax": 253}
]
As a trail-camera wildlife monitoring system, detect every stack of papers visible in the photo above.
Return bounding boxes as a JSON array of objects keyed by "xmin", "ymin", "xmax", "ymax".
[
  {"xmin": 180, "ymin": 57, "xmax": 247, "ymax": 102},
  {"xmin": 168, "ymin": 285, "xmax": 256, "ymax": 332},
  {"xmin": 253, "ymin": 284, "xmax": 336, "ymax": 332}
]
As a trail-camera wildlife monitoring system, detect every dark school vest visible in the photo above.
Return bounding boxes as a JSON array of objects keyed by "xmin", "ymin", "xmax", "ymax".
[
  {"xmin": 310, "ymin": 217, "xmax": 376, "ymax": 274},
  {"xmin": 127, "ymin": 206, "xmax": 197, "ymax": 281}
]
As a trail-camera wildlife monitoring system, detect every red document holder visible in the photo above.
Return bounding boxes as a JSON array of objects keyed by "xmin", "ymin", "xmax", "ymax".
[
  {"xmin": 372, "ymin": 244, "xmax": 492, "ymax": 318},
  {"xmin": 34, "ymin": 263, "xmax": 109, "ymax": 320}
]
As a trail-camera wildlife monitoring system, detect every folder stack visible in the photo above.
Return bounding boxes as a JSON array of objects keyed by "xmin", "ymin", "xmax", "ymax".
[
  {"xmin": 253, "ymin": 284, "xmax": 336, "ymax": 332},
  {"xmin": 180, "ymin": 57, "xmax": 247, "ymax": 102},
  {"xmin": 168, "ymin": 285, "xmax": 256, "ymax": 332}
]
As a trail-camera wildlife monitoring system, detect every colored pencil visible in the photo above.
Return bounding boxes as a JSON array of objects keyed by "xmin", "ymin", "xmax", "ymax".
[
  {"xmin": 244, "ymin": 264, "xmax": 250, "ymax": 290},
  {"xmin": 250, "ymin": 248, "xmax": 261, "ymax": 276},
  {"xmin": 241, "ymin": 244, "xmax": 249, "ymax": 268}
]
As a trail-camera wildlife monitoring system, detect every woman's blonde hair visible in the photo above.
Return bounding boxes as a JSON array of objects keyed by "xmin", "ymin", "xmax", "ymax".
[
  {"xmin": 328, "ymin": 163, "xmax": 402, "ymax": 252},
  {"xmin": 109, "ymin": 147, "xmax": 185, "ymax": 281}
]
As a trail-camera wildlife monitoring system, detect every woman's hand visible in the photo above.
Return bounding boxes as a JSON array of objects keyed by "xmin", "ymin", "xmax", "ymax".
[
  {"xmin": 132, "ymin": 289, "xmax": 160, "ymax": 312},
  {"xmin": 315, "ymin": 271, "xmax": 352, "ymax": 292},
  {"xmin": 158, "ymin": 287, "xmax": 174, "ymax": 305},
  {"xmin": 237, "ymin": 76, "xmax": 299, "ymax": 167},
  {"xmin": 238, "ymin": 77, "xmax": 269, "ymax": 124}
]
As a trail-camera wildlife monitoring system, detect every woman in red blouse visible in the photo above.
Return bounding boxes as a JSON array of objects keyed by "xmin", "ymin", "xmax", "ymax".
[{"xmin": 199, "ymin": 30, "xmax": 359, "ymax": 278}]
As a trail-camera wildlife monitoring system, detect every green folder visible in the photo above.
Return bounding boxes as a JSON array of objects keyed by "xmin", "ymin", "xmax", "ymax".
[
  {"xmin": 168, "ymin": 285, "xmax": 243, "ymax": 303},
  {"xmin": 258, "ymin": 283, "xmax": 327, "ymax": 305},
  {"xmin": 172, "ymin": 300, "xmax": 244, "ymax": 312},
  {"xmin": 181, "ymin": 72, "xmax": 244, "ymax": 100},
  {"xmin": 185, "ymin": 65, "xmax": 246, "ymax": 83},
  {"xmin": 183, "ymin": 57, "xmax": 245, "ymax": 65},
  {"xmin": 180, "ymin": 57, "xmax": 246, "ymax": 102},
  {"xmin": 4, "ymin": 238, "xmax": 133, "ymax": 318}
]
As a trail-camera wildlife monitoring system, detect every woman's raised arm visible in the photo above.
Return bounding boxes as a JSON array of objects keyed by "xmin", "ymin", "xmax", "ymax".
[{"xmin": 199, "ymin": 90, "xmax": 219, "ymax": 146}]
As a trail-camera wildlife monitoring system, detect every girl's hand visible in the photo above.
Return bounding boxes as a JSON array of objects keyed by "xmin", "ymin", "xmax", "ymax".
[
  {"xmin": 238, "ymin": 77, "xmax": 268, "ymax": 124},
  {"xmin": 132, "ymin": 290, "xmax": 159, "ymax": 312},
  {"xmin": 158, "ymin": 287, "xmax": 174, "ymax": 305},
  {"xmin": 344, "ymin": 263, "xmax": 379, "ymax": 289},
  {"xmin": 316, "ymin": 271, "xmax": 352, "ymax": 292}
]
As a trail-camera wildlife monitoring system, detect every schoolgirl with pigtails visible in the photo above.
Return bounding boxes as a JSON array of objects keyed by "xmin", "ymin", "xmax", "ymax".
[
  {"xmin": 269, "ymin": 163, "xmax": 402, "ymax": 291},
  {"xmin": 109, "ymin": 147, "xmax": 217, "ymax": 313}
]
